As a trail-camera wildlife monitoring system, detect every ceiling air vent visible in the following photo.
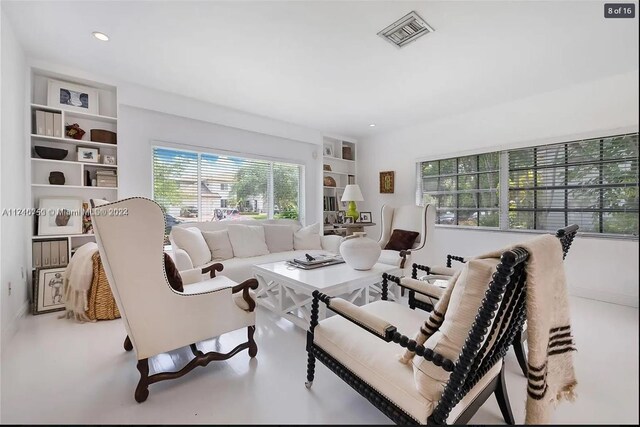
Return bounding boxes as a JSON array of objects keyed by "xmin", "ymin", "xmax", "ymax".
[{"xmin": 377, "ymin": 11, "xmax": 434, "ymax": 48}]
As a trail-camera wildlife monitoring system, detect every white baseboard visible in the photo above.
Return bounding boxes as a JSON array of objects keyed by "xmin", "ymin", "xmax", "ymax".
[
  {"xmin": 569, "ymin": 285, "xmax": 639, "ymax": 308},
  {"xmin": 1, "ymin": 301, "xmax": 29, "ymax": 353}
]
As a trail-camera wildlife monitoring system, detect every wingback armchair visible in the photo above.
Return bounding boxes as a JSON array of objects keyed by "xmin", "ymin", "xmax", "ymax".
[
  {"xmin": 91, "ymin": 197, "xmax": 258, "ymax": 402},
  {"xmin": 377, "ymin": 204, "xmax": 435, "ymax": 272}
]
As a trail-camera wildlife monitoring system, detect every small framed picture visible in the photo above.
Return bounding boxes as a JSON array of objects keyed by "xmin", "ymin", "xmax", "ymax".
[
  {"xmin": 323, "ymin": 164, "xmax": 332, "ymax": 171},
  {"xmin": 359, "ymin": 211, "xmax": 372, "ymax": 223},
  {"xmin": 37, "ymin": 197, "xmax": 83, "ymax": 236},
  {"xmin": 103, "ymin": 154, "xmax": 117, "ymax": 165},
  {"xmin": 323, "ymin": 143, "xmax": 334, "ymax": 157},
  {"xmin": 379, "ymin": 171, "xmax": 395, "ymax": 194},
  {"xmin": 32, "ymin": 267, "xmax": 67, "ymax": 315},
  {"xmin": 344, "ymin": 217, "xmax": 354, "ymax": 224},
  {"xmin": 337, "ymin": 211, "xmax": 345, "ymax": 224},
  {"xmin": 77, "ymin": 146, "xmax": 99, "ymax": 163},
  {"xmin": 327, "ymin": 212, "xmax": 336, "ymax": 224},
  {"xmin": 47, "ymin": 79, "xmax": 99, "ymax": 115}
]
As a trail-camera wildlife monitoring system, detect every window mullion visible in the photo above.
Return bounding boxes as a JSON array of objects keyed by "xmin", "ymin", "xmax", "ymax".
[
  {"xmin": 197, "ymin": 153, "xmax": 202, "ymax": 221},
  {"xmin": 500, "ymin": 151, "xmax": 509, "ymax": 230}
]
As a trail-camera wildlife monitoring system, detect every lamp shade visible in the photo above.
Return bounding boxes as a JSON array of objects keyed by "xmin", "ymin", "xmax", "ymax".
[{"xmin": 341, "ymin": 184, "xmax": 364, "ymax": 202}]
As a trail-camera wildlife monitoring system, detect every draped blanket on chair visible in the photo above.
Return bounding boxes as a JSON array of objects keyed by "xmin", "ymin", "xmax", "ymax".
[{"xmin": 400, "ymin": 234, "xmax": 577, "ymax": 424}]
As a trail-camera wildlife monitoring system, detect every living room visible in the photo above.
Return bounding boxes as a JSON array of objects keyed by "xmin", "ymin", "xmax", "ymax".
[{"xmin": 0, "ymin": 1, "xmax": 638, "ymax": 425}]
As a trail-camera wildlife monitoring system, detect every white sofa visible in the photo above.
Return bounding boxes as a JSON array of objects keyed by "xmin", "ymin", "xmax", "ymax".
[{"xmin": 170, "ymin": 219, "xmax": 342, "ymax": 283}]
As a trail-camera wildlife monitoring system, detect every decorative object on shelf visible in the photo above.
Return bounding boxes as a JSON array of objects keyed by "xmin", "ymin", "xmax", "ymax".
[
  {"xmin": 323, "ymin": 142, "xmax": 334, "ymax": 157},
  {"xmin": 342, "ymin": 146, "xmax": 353, "ymax": 160},
  {"xmin": 341, "ymin": 184, "xmax": 364, "ymax": 222},
  {"xmin": 90, "ymin": 129, "xmax": 117, "ymax": 144},
  {"xmin": 339, "ymin": 232, "xmax": 381, "ymax": 271},
  {"xmin": 323, "ymin": 164, "xmax": 331, "ymax": 171},
  {"xmin": 47, "ymin": 79, "xmax": 99, "ymax": 115},
  {"xmin": 34, "ymin": 146, "xmax": 68, "ymax": 160},
  {"xmin": 48, "ymin": 171, "xmax": 65, "ymax": 185},
  {"xmin": 359, "ymin": 211, "xmax": 372, "ymax": 223},
  {"xmin": 37, "ymin": 197, "xmax": 83, "ymax": 236},
  {"xmin": 32, "ymin": 267, "xmax": 67, "ymax": 315},
  {"xmin": 103, "ymin": 154, "xmax": 117, "ymax": 165},
  {"xmin": 344, "ymin": 217, "xmax": 354, "ymax": 224},
  {"xmin": 348, "ymin": 174, "xmax": 356, "ymax": 185},
  {"xmin": 65, "ymin": 123, "xmax": 86, "ymax": 140},
  {"xmin": 77, "ymin": 146, "xmax": 99, "ymax": 163},
  {"xmin": 327, "ymin": 212, "xmax": 337, "ymax": 224},
  {"xmin": 85, "ymin": 170, "xmax": 91, "ymax": 186},
  {"xmin": 323, "ymin": 176, "xmax": 336, "ymax": 187},
  {"xmin": 337, "ymin": 210, "xmax": 345, "ymax": 224},
  {"xmin": 96, "ymin": 169, "xmax": 117, "ymax": 187},
  {"xmin": 379, "ymin": 170, "xmax": 395, "ymax": 194},
  {"xmin": 82, "ymin": 202, "xmax": 93, "ymax": 234}
]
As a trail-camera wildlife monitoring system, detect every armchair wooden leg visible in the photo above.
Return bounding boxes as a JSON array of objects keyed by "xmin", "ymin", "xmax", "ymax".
[
  {"xmin": 248, "ymin": 326, "xmax": 258, "ymax": 358},
  {"xmin": 495, "ymin": 365, "xmax": 515, "ymax": 425},
  {"xmin": 124, "ymin": 335, "xmax": 133, "ymax": 352},
  {"xmin": 513, "ymin": 329, "xmax": 528, "ymax": 376},
  {"xmin": 305, "ymin": 351, "xmax": 315, "ymax": 389},
  {"xmin": 134, "ymin": 359, "xmax": 150, "ymax": 403}
]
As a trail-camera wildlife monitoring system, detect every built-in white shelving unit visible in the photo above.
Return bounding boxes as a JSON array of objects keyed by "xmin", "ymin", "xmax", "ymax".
[
  {"xmin": 322, "ymin": 136, "xmax": 356, "ymax": 235},
  {"xmin": 28, "ymin": 68, "xmax": 118, "ymax": 272}
]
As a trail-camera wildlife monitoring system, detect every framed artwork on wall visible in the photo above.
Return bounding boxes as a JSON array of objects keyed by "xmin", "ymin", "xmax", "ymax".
[
  {"xmin": 47, "ymin": 79, "xmax": 99, "ymax": 115},
  {"xmin": 379, "ymin": 171, "xmax": 395, "ymax": 194}
]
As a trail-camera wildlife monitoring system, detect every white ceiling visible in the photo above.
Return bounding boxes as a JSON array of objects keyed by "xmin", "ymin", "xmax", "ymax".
[{"xmin": 3, "ymin": 1, "xmax": 638, "ymax": 138}]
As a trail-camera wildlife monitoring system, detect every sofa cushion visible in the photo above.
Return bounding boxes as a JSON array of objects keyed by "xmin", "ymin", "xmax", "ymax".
[
  {"xmin": 294, "ymin": 222, "xmax": 322, "ymax": 250},
  {"xmin": 313, "ymin": 300, "xmax": 502, "ymax": 423},
  {"xmin": 171, "ymin": 227, "xmax": 212, "ymax": 267},
  {"xmin": 202, "ymin": 230, "xmax": 234, "ymax": 260},
  {"xmin": 263, "ymin": 224, "xmax": 294, "ymax": 253},
  {"xmin": 412, "ymin": 258, "xmax": 499, "ymax": 401},
  {"xmin": 384, "ymin": 229, "xmax": 419, "ymax": 251},
  {"xmin": 227, "ymin": 224, "xmax": 270, "ymax": 258}
]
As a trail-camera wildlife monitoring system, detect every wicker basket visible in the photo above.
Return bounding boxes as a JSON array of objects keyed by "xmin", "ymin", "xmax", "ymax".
[{"xmin": 87, "ymin": 252, "xmax": 120, "ymax": 320}]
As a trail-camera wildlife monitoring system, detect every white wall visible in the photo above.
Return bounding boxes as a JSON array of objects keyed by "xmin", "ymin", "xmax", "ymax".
[
  {"xmin": 118, "ymin": 105, "xmax": 321, "ymax": 224},
  {"xmin": 0, "ymin": 11, "xmax": 29, "ymax": 347},
  {"xmin": 359, "ymin": 70, "xmax": 640, "ymax": 307}
]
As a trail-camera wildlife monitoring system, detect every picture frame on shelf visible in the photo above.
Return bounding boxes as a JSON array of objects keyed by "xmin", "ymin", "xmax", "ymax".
[
  {"xmin": 327, "ymin": 212, "xmax": 337, "ymax": 224},
  {"xmin": 323, "ymin": 164, "xmax": 331, "ymax": 171},
  {"xmin": 344, "ymin": 217, "xmax": 354, "ymax": 224},
  {"xmin": 379, "ymin": 171, "xmax": 395, "ymax": 194},
  {"xmin": 103, "ymin": 154, "xmax": 117, "ymax": 165},
  {"xmin": 77, "ymin": 146, "xmax": 99, "ymax": 163},
  {"xmin": 359, "ymin": 211, "xmax": 372, "ymax": 223},
  {"xmin": 342, "ymin": 146, "xmax": 353, "ymax": 160},
  {"xmin": 32, "ymin": 267, "xmax": 66, "ymax": 315},
  {"xmin": 323, "ymin": 143, "xmax": 334, "ymax": 157},
  {"xmin": 37, "ymin": 197, "xmax": 83, "ymax": 236},
  {"xmin": 337, "ymin": 210, "xmax": 345, "ymax": 224},
  {"xmin": 47, "ymin": 79, "xmax": 99, "ymax": 115}
]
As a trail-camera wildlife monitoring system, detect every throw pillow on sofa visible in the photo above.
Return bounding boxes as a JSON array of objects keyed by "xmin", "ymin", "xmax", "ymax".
[
  {"xmin": 263, "ymin": 224, "xmax": 294, "ymax": 253},
  {"xmin": 294, "ymin": 222, "xmax": 322, "ymax": 250},
  {"xmin": 227, "ymin": 224, "xmax": 270, "ymax": 258},
  {"xmin": 171, "ymin": 227, "xmax": 212, "ymax": 267},
  {"xmin": 202, "ymin": 230, "xmax": 234, "ymax": 260}
]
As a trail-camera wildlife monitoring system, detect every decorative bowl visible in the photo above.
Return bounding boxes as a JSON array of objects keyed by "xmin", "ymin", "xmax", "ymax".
[{"xmin": 34, "ymin": 146, "xmax": 68, "ymax": 160}]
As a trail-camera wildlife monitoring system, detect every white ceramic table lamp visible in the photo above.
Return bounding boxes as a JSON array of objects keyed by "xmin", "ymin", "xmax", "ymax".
[{"xmin": 341, "ymin": 184, "xmax": 364, "ymax": 222}]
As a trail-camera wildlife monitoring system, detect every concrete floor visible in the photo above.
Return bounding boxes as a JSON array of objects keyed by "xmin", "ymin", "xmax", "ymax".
[{"xmin": 1, "ymin": 296, "xmax": 638, "ymax": 424}]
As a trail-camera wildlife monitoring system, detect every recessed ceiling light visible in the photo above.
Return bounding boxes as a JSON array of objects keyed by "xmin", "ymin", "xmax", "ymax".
[
  {"xmin": 92, "ymin": 32, "xmax": 109, "ymax": 41},
  {"xmin": 369, "ymin": 124, "xmax": 376, "ymax": 127}
]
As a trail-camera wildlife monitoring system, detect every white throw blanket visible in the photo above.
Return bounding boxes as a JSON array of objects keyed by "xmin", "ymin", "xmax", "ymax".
[{"xmin": 61, "ymin": 242, "xmax": 98, "ymax": 322}]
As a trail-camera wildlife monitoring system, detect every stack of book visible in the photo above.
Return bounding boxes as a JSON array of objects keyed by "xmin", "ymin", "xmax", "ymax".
[
  {"xmin": 96, "ymin": 169, "xmax": 117, "ymax": 187},
  {"xmin": 34, "ymin": 110, "xmax": 62, "ymax": 137},
  {"xmin": 323, "ymin": 195, "xmax": 337, "ymax": 211},
  {"xmin": 286, "ymin": 254, "xmax": 344, "ymax": 270}
]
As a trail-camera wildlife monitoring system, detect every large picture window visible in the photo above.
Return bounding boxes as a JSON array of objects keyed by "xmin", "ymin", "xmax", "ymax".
[
  {"xmin": 417, "ymin": 133, "xmax": 638, "ymax": 237},
  {"xmin": 153, "ymin": 147, "xmax": 303, "ymax": 233}
]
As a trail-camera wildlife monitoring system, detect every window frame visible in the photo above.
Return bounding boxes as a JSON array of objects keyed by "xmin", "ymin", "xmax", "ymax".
[{"xmin": 416, "ymin": 132, "xmax": 639, "ymax": 239}]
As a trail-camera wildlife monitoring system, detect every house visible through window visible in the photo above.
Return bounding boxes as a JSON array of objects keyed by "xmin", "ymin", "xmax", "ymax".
[
  {"xmin": 153, "ymin": 147, "xmax": 303, "ymax": 234},
  {"xmin": 417, "ymin": 133, "xmax": 638, "ymax": 237}
]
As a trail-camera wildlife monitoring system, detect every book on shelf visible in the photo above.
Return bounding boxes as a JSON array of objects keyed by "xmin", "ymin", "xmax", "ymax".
[
  {"xmin": 323, "ymin": 195, "xmax": 337, "ymax": 211},
  {"xmin": 35, "ymin": 110, "xmax": 45, "ymax": 135},
  {"xmin": 44, "ymin": 112, "xmax": 54, "ymax": 136},
  {"xmin": 53, "ymin": 113, "xmax": 62, "ymax": 137}
]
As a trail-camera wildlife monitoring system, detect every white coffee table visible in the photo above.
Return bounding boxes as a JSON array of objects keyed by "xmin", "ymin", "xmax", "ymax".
[{"xmin": 253, "ymin": 261, "xmax": 399, "ymax": 328}]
